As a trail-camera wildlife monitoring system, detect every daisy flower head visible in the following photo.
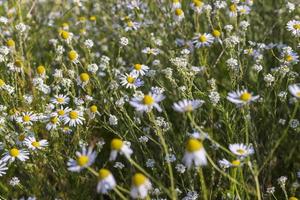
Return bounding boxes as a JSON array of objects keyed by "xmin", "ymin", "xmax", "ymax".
[
  {"xmin": 229, "ymin": 143, "xmax": 254, "ymax": 157},
  {"xmin": 63, "ymin": 109, "xmax": 85, "ymax": 127},
  {"xmin": 124, "ymin": 20, "xmax": 140, "ymax": 32},
  {"xmin": 109, "ymin": 138, "xmax": 133, "ymax": 161},
  {"xmin": 173, "ymin": 99, "xmax": 204, "ymax": 113},
  {"xmin": 227, "ymin": 89, "xmax": 259, "ymax": 106},
  {"xmin": 228, "ymin": 3, "xmax": 238, "ymax": 17},
  {"xmin": 0, "ymin": 79, "xmax": 6, "ymax": 90},
  {"xmin": 50, "ymin": 94, "xmax": 70, "ymax": 105},
  {"xmin": 182, "ymin": 138, "xmax": 207, "ymax": 169},
  {"xmin": 192, "ymin": 33, "xmax": 214, "ymax": 48},
  {"xmin": 172, "ymin": 0, "xmax": 181, "ymax": 10},
  {"xmin": 287, "ymin": 20, "xmax": 300, "ymax": 37},
  {"xmin": 190, "ymin": 0, "xmax": 204, "ymax": 14},
  {"xmin": 68, "ymin": 50, "xmax": 79, "ymax": 63},
  {"xmin": 131, "ymin": 64, "xmax": 149, "ymax": 76},
  {"xmin": 24, "ymin": 136, "xmax": 48, "ymax": 150},
  {"xmin": 238, "ymin": 5, "xmax": 251, "ymax": 15},
  {"xmin": 130, "ymin": 92, "xmax": 165, "ymax": 113},
  {"xmin": 46, "ymin": 116, "xmax": 60, "ymax": 130},
  {"xmin": 282, "ymin": 50, "xmax": 299, "ymax": 65},
  {"xmin": 87, "ymin": 105, "xmax": 100, "ymax": 119},
  {"xmin": 1, "ymin": 147, "xmax": 29, "ymax": 163},
  {"xmin": 174, "ymin": 8, "xmax": 185, "ymax": 22},
  {"xmin": 77, "ymin": 72, "xmax": 90, "ymax": 87},
  {"xmin": 288, "ymin": 84, "xmax": 300, "ymax": 99},
  {"xmin": 130, "ymin": 173, "xmax": 152, "ymax": 199},
  {"xmin": 6, "ymin": 39, "xmax": 15, "ymax": 48},
  {"xmin": 120, "ymin": 73, "xmax": 143, "ymax": 89},
  {"xmin": 212, "ymin": 29, "xmax": 222, "ymax": 38},
  {"xmin": 97, "ymin": 168, "xmax": 116, "ymax": 194},
  {"xmin": 36, "ymin": 65, "xmax": 46, "ymax": 78},
  {"xmin": 17, "ymin": 112, "xmax": 38, "ymax": 126},
  {"xmin": 67, "ymin": 145, "xmax": 97, "ymax": 172},
  {"xmin": 0, "ymin": 160, "xmax": 7, "ymax": 176},
  {"xmin": 218, "ymin": 158, "xmax": 242, "ymax": 169}
]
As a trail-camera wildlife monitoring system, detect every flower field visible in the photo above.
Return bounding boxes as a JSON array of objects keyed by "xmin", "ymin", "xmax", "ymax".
[{"xmin": 0, "ymin": 0, "xmax": 300, "ymax": 199}]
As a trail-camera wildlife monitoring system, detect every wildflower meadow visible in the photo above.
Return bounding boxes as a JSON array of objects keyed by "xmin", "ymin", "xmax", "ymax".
[{"xmin": 0, "ymin": 0, "xmax": 300, "ymax": 199}]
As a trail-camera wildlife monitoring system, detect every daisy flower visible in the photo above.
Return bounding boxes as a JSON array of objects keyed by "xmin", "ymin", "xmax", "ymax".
[
  {"xmin": 131, "ymin": 64, "xmax": 149, "ymax": 76},
  {"xmin": 129, "ymin": 92, "xmax": 165, "ymax": 113},
  {"xmin": 172, "ymin": 0, "xmax": 181, "ymax": 10},
  {"xmin": 36, "ymin": 65, "xmax": 46, "ymax": 78},
  {"xmin": 141, "ymin": 47, "xmax": 160, "ymax": 55},
  {"xmin": 192, "ymin": 33, "xmax": 214, "ymax": 48},
  {"xmin": 227, "ymin": 89, "xmax": 259, "ymax": 105},
  {"xmin": 97, "ymin": 168, "xmax": 116, "ymax": 194},
  {"xmin": 228, "ymin": 3, "xmax": 238, "ymax": 17},
  {"xmin": 109, "ymin": 138, "xmax": 133, "ymax": 161},
  {"xmin": 287, "ymin": 20, "xmax": 300, "ymax": 37},
  {"xmin": 288, "ymin": 84, "xmax": 300, "ymax": 98},
  {"xmin": 68, "ymin": 50, "xmax": 79, "ymax": 63},
  {"xmin": 63, "ymin": 109, "xmax": 85, "ymax": 127},
  {"xmin": 238, "ymin": 5, "xmax": 251, "ymax": 15},
  {"xmin": 46, "ymin": 116, "xmax": 60, "ymax": 130},
  {"xmin": 77, "ymin": 73, "xmax": 90, "ymax": 87},
  {"xmin": 87, "ymin": 105, "xmax": 100, "ymax": 119},
  {"xmin": 1, "ymin": 148, "xmax": 29, "ymax": 163},
  {"xmin": 130, "ymin": 173, "xmax": 152, "ymax": 199},
  {"xmin": 173, "ymin": 99, "xmax": 204, "ymax": 112},
  {"xmin": 17, "ymin": 112, "xmax": 38, "ymax": 126},
  {"xmin": 0, "ymin": 79, "xmax": 6, "ymax": 90},
  {"xmin": 229, "ymin": 143, "xmax": 254, "ymax": 157},
  {"xmin": 190, "ymin": 0, "xmax": 204, "ymax": 14},
  {"xmin": 120, "ymin": 73, "xmax": 143, "ymax": 89},
  {"xmin": 24, "ymin": 136, "xmax": 48, "ymax": 150},
  {"xmin": 50, "ymin": 94, "xmax": 70, "ymax": 105},
  {"xmin": 125, "ymin": 20, "xmax": 140, "ymax": 32},
  {"xmin": 282, "ymin": 51, "xmax": 299, "ymax": 65},
  {"xmin": 54, "ymin": 107, "xmax": 71, "ymax": 119},
  {"xmin": 0, "ymin": 161, "xmax": 7, "ymax": 176},
  {"xmin": 67, "ymin": 146, "xmax": 97, "ymax": 172},
  {"xmin": 218, "ymin": 158, "xmax": 242, "ymax": 168},
  {"xmin": 182, "ymin": 138, "xmax": 207, "ymax": 169},
  {"xmin": 174, "ymin": 8, "xmax": 185, "ymax": 22}
]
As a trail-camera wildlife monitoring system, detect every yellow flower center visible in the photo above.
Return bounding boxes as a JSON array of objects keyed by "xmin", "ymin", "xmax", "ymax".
[
  {"xmin": 240, "ymin": 92, "xmax": 252, "ymax": 101},
  {"xmin": 69, "ymin": 111, "xmax": 78, "ymax": 119},
  {"xmin": 236, "ymin": 149, "xmax": 246, "ymax": 154},
  {"xmin": 98, "ymin": 168, "xmax": 111, "ymax": 180},
  {"xmin": 296, "ymin": 92, "xmax": 300, "ymax": 97},
  {"xmin": 90, "ymin": 16, "xmax": 96, "ymax": 21},
  {"xmin": 15, "ymin": 60, "xmax": 23, "ymax": 68},
  {"xmin": 143, "ymin": 95, "xmax": 154, "ymax": 105},
  {"xmin": 186, "ymin": 138, "xmax": 203, "ymax": 152},
  {"xmin": 37, "ymin": 65, "xmax": 45, "ymax": 75},
  {"xmin": 56, "ymin": 97, "xmax": 65, "ymax": 103},
  {"xmin": 134, "ymin": 64, "xmax": 142, "ymax": 71},
  {"xmin": 111, "ymin": 138, "xmax": 123, "ymax": 150},
  {"xmin": 18, "ymin": 134, "xmax": 25, "ymax": 141},
  {"xmin": 289, "ymin": 197, "xmax": 299, "ymax": 200},
  {"xmin": 60, "ymin": 30, "xmax": 70, "ymax": 39},
  {"xmin": 90, "ymin": 105, "xmax": 98, "ymax": 113},
  {"xmin": 32, "ymin": 141, "xmax": 40, "ymax": 148},
  {"xmin": 285, "ymin": 55, "xmax": 293, "ymax": 62},
  {"xmin": 173, "ymin": 0, "xmax": 179, "ymax": 3},
  {"xmin": 80, "ymin": 73, "xmax": 90, "ymax": 82},
  {"xmin": 0, "ymin": 79, "xmax": 5, "ymax": 87},
  {"xmin": 212, "ymin": 30, "xmax": 221, "ymax": 37},
  {"xmin": 231, "ymin": 160, "xmax": 241, "ymax": 166},
  {"xmin": 51, "ymin": 116, "xmax": 58, "ymax": 124},
  {"xmin": 132, "ymin": 173, "xmax": 147, "ymax": 186},
  {"xmin": 62, "ymin": 22, "xmax": 69, "ymax": 28},
  {"xmin": 175, "ymin": 8, "xmax": 183, "ymax": 16},
  {"xmin": 58, "ymin": 109, "xmax": 65, "ymax": 116},
  {"xmin": 23, "ymin": 115, "xmax": 31, "ymax": 122},
  {"xmin": 199, "ymin": 35, "xmax": 207, "ymax": 42},
  {"xmin": 127, "ymin": 21, "xmax": 134, "ymax": 27},
  {"xmin": 68, "ymin": 50, "xmax": 78, "ymax": 61},
  {"xmin": 127, "ymin": 76, "xmax": 135, "ymax": 84},
  {"xmin": 79, "ymin": 16, "xmax": 86, "ymax": 22},
  {"xmin": 185, "ymin": 105, "xmax": 194, "ymax": 112},
  {"xmin": 6, "ymin": 39, "xmax": 15, "ymax": 47},
  {"xmin": 77, "ymin": 155, "xmax": 89, "ymax": 166},
  {"xmin": 9, "ymin": 108, "xmax": 17, "ymax": 115},
  {"xmin": 229, "ymin": 4, "xmax": 237, "ymax": 12},
  {"xmin": 10, "ymin": 148, "xmax": 20, "ymax": 157},
  {"xmin": 193, "ymin": 0, "xmax": 203, "ymax": 7},
  {"xmin": 293, "ymin": 24, "xmax": 300, "ymax": 30}
]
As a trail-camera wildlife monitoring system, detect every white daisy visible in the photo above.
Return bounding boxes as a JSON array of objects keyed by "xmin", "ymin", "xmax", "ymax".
[
  {"xmin": 86, "ymin": 105, "xmax": 100, "ymax": 119},
  {"xmin": 125, "ymin": 20, "xmax": 140, "ymax": 32},
  {"xmin": 174, "ymin": 8, "xmax": 185, "ymax": 22},
  {"xmin": 50, "ymin": 94, "xmax": 70, "ymax": 105},
  {"xmin": 129, "ymin": 92, "xmax": 165, "ymax": 113},
  {"xmin": 131, "ymin": 64, "xmax": 149, "ymax": 76},
  {"xmin": 238, "ymin": 5, "xmax": 251, "ymax": 15},
  {"xmin": 63, "ymin": 109, "xmax": 85, "ymax": 127},
  {"xmin": 17, "ymin": 112, "xmax": 38, "ymax": 126},
  {"xmin": 182, "ymin": 138, "xmax": 207, "ymax": 169},
  {"xmin": 77, "ymin": 73, "xmax": 90, "ymax": 87},
  {"xmin": 46, "ymin": 116, "xmax": 60, "ymax": 130},
  {"xmin": 130, "ymin": 173, "xmax": 152, "ymax": 199},
  {"xmin": 0, "ymin": 160, "xmax": 7, "ymax": 176},
  {"xmin": 53, "ymin": 107, "xmax": 71, "ymax": 120},
  {"xmin": 120, "ymin": 73, "xmax": 143, "ymax": 89},
  {"xmin": 288, "ymin": 84, "xmax": 300, "ymax": 98},
  {"xmin": 173, "ymin": 99, "xmax": 204, "ymax": 112},
  {"xmin": 1, "ymin": 148, "xmax": 29, "ymax": 163},
  {"xmin": 24, "ymin": 136, "xmax": 48, "ymax": 150},
  {"xmin": 282, "ymin": 51, "xmax": 299, "ymax": 65},
  {"xmin": 172, "ymin": 0, "xmax": 181, "ymax": 10},
  {"xmin": 218, "ymin": 158, "xmax": 242, "ymax": 169},
  {"xmin": 109, "ymin": 138, "xmax": 133, "ymax": 161},
  {"xmin": 67, "ymin": 145, "xmax": 97, "ymax": 172},
  {"xmin": 97, "ymin": 168, "xmax": 116, "ymax": 194},
  {"xmin": 192, "ymin": 33, "xmax": 214, "ymax": 48},
  {"xmin": 229, "ymin": 143, "xmax": 254, "ymax": 157},
  {"xmin": 228, "ymin": 4, "xmax": 238, "ymax": 17},
  {"xmin": 227, "ymin": 89, "xmax": 259, "ymax": 105},
  {"xmin": 190, "ymin": 0, "xmax": 204, "ymax": 14},
  {"xmin": 287, "ymin": 20, "xmax": 300, "ymax": 37}
]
